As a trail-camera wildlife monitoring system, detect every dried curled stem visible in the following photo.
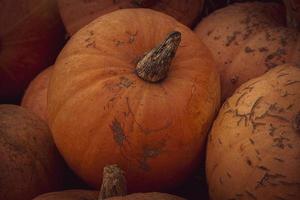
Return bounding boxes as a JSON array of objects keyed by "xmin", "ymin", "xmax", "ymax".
[
  {"xmin": 98, "ymin": 164, "xmax": 127, "ymax": 200},
  {"xmin": 135, "ymin": 31, "xmax": 181, "ymax": 83}
]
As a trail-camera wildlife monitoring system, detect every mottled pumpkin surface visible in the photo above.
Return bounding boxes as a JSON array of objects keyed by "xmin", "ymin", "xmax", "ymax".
[
  {"xmin": 206, "ymin": 64, "xmax": 300, "ymax": 200},
  {"xmin": 21, "ymin": 66, "xmax": 53, "ymax": 122},
  {"xmin": 195, "ymin": 2, "xmax": 300, "ymax": 101},
  {"xmin": 0, "ymin": 0, "xmax": 65, "ymax": 103},
  {"xmin": 58, "ymin": 0, "xmax": 204, "ymax": 35},
  {"xmin": 0, "ymin": 105, "xmax": 64, "ymax": 200},
  {"xmin": 48, "ymin": 9, "xmax": 220, "ymax": 192}
]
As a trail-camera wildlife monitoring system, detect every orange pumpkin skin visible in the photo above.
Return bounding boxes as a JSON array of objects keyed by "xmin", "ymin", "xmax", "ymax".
[
  {"xmin": 0, "ymin": 0, "xmax": 65, "ymax": 104},
  {"xmin": 58, "ymin": 0, "xmax": 204, "ymax": 35},
  {"xmin": 21, "ymin": 66, "xmax": 52, "ymax": 122},
  {"xmin": 194, "ymin": 2, "xmax": 300, "ymax": 101},
  {"xmin": 48, "ymin": 9, "xmax": 220, "ymax": 192},
  {"xmin": 0, "ymin": 105, "xmax": 64, "ymax": 200}
]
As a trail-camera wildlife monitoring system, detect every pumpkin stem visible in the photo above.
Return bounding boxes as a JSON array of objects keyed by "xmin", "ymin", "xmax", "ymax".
[
  {"xmin": 98, "ymin": 164, "xmax": 127, "ymax": 200},
  {"xmin": 283, "ymin": 0, "xmax": 300, "ymax": 29},
  {"xmin": 135, "ymin": 31, "xmax": 181, "ymax": 83}
]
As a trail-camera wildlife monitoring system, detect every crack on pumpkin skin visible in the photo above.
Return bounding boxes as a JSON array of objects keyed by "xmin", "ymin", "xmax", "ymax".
[{"xmin": 110, "ymin": 118, "xmax": 126, "ymax": 146}]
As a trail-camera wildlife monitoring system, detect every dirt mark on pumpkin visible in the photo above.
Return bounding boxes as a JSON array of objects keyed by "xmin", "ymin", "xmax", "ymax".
[
  {"xmin": 110, "ymin": 118, "xmax": 126, "ymax": 146},
  {"xmin": 138, "ymin": 141, "xmax": 166, "ymax": 171}
]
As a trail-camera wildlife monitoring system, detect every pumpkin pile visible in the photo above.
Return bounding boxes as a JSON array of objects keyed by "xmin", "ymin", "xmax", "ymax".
[{"xmin": 0, "ymin": 0, "xmax": 299, "ymax": 200}]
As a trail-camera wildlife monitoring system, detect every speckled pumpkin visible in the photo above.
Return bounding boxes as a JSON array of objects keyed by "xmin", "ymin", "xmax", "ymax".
[
  {"xmin": 195, "ymin": 2, "xmax": 300, "ymax": 101},
  {"xmin": 0, "ymin": 0, "xmax": 65, "ymax": 103},
  {"xmin": 0, "ymin": 105, "xmax": 64, "ymax": 200},
  {"xmin": 58, "ymin": 0, "xmax": 204, "ymax": 35},
  {"xmin": 21, "ymin": 66, "xmax": 53, "ymax": 122},
  {"xmin": 206, "ymin": 64, "xmax": 300, "ymax": 200},
  {"xmin": 47, "ymin": 9, "xmax": 220, "ymax": 192}
]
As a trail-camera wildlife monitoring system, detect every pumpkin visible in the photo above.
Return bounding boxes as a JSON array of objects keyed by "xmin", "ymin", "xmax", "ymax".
[
  {"xmin": 48, "ymin": 9, "xmax": 220, "ymax": 192},
  {"xmin": 32, "ymin": 190, "xmax": 98, "ymax": 200},
  {"xmin": 0, "ymin": 0, "xmax": 65, "ymax": 104},
  {"xmin": 0, "ymin": 104, "xmax": 64, "ymax": 200},
  {"xmin": 21, "ymin": 66, "xmax": 53, "ymax": 122},
  {"xmin": 33, "ymin": 191, "xmax": 184, "ymax": 200},
  {"xmin": 194, "ymin": 2, "xmax": 300, "ymax": 101},
  {"xmin": 206, "ymin": 64, "xmax": 300, "ymax": 200},
  {"xmin": 33, "ymin": 165, "xmax": 185, "ymax": 200},
  {"xmin": 58, "ymin": 0, "xmax": 204, "ymax": 35}
]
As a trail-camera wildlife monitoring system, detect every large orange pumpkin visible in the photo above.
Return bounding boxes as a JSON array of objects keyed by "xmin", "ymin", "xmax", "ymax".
[
  {"xmin": 58, "ymin": 0, "xmax": 204, "ymax": 35},
  {"xmin": 194, "ymin": 2, "xmax": 300, "ymax": 101},
  {"xmin": 0, "ymin": 0, "xmax": 65, "ymax": 103},
  {"xmin": 48, "ymin": 9, "xmax": 220, "ymax": 192}
]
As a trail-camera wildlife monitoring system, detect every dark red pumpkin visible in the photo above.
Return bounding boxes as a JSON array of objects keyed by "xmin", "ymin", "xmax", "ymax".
[
  {"xmin": 58, "ymin": 0, "xmax": 204, "ymax": 35},
  {"xmin": 0, "ymin": 0, "xmax": 65, "ymax": 103}
]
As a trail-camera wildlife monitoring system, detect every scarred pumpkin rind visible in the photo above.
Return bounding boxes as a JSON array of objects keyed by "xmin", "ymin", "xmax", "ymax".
[
  {"xmin": 195, "ymin": 2, "xmax": 300, "ymax": 101},
  {"xmin": 206, "ymin": 64, "xmax": 300, "ymax": 200}
]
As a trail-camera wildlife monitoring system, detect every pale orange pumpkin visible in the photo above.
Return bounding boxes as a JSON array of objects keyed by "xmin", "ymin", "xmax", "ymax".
[
  {"xmin": 58, "ymin": 0, "xmax": 204, "ymax": 35},
  {"xmin": 195, "ymin": 2, "xmax": 300, "ymax": 101},
  {"xmin": 21, "ymin": 66, "xmax": 53, "ymax": 122},
  {"xmin": 206, "ymin": 64, "xmax": 300, "ymax": 200},
  {"xmin": 0, "ymin": 0, "xmax": 65, "ymax": 103},
  {"xmin": 48, "ymin": 9, "xmax": 220, "ymax": 192}
]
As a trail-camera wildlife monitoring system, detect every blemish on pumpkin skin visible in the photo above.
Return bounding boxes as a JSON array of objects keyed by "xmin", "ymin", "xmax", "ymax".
[
  {"xmin": 230, "ymin": 75, "xmax": 239, "ymax": 85},
  {"xmin": 259, "ymin": 47, "xmax": 269, "ymax": 52},
  {"xmin": 110, "ymin": 118, "xmax": 126, "ymax": 146},
  {"xmin": 225, "ymin": 31, "xmax": 241, "ymax": 46},
  {"xmin": 293, "ymin": 113, "xmax": 300, "ymax": 133},
  {"xmin": 138, "ymin": 142, "xmax": 165, "ymax": 171},
  {"xmin": 207, "ymin": 30, "xmax": 213, "ymax": 36},
  {"xmin": 118, "ymin": 77, "xmax": 133, "ymax": 88},
  {"xmin": 126, "ymin": 31, "xmax": 138, "ymax": 44},
  {"xmin": 245, "ymin": 46, "xmax": 255, "ymax": 53}
]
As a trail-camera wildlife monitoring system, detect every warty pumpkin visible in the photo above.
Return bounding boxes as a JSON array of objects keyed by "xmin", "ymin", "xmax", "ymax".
[
  {"xmin": 206, "ymin": 64, "xmax": 300, "ymax": 200},
  {"xmin": 0, "ymin": 105, "xmax": 64, "ymax": 200},
  {"xmin": 58, "ymin": 0, "xmax": 204, "ymax": 35},
  {"xmin": 47, "ymin": 9, "xmax": 220, "ymax": 192},
  {"xmin": 0, "ymin": 0, "xmax": 65, "ymax": 103},
  {"xmin": 194, "ymin": 2, "xmax": 300, "ymax": 101},
  {"xmin": 21, "ymin": 66, "xmax": 53, "ymax": 122}
]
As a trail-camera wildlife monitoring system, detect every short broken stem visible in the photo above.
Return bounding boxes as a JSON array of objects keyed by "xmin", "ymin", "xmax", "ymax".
[
  {"xmin": 135, "ymin": 31, "xmax": 181, "ymax": 83},
  {"xmin": 98, "ymin": 164, "xmax": 127, "ymax": 200}
]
